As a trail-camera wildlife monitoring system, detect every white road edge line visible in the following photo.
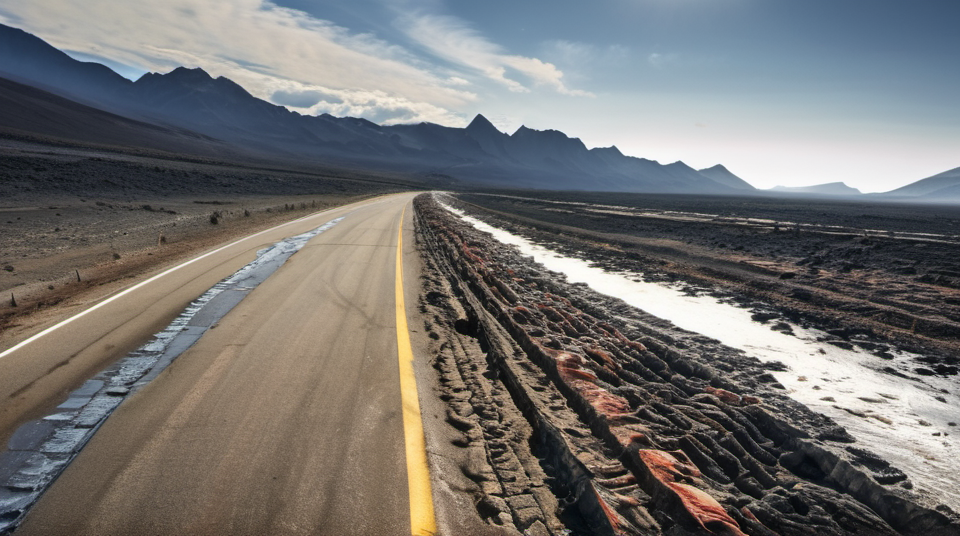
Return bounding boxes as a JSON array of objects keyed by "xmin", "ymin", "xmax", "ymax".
[{"xmin": 0, "ymin": 204, "xmax": 358, "ymax": 360}]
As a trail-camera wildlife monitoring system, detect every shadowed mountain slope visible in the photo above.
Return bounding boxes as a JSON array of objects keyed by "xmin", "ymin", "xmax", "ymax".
[
  {"xmin": 881, "ymin": 167, "xmax": 960, "ymax": 200},
  {"xmin": 698, "ymin": 164, "xmax": 755, "ymax": 190},
  {"xmin": 0, "ymin": 75, "xmax": 238, "ymax": 157},
  {"xmin": 0, "ymin": 22, "xmax": 782, "ymax": 194},
  {"xmin": 0, "ymin": 24, "xmax": 131, "ymax": 107}
]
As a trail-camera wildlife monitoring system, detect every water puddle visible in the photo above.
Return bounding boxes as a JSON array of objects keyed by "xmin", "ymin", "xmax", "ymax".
[
  {"xmin": 470, "ymin": 192, "xmax": 960, "ymax": 245},
  {"xmin": 440, "ymin": 199, "xmax": 960, "ymax": 512}
]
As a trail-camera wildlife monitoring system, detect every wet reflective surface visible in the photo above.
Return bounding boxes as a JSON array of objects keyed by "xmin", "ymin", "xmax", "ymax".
[{"xmin": 442, "ymin": 200, "xmax": 960, "ymax": 513}]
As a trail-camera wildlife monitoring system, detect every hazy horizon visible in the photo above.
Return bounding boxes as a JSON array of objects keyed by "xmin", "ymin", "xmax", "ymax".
[{"xmin": 2, "ymin": 0, "xmax": 958, "ymax": 192}]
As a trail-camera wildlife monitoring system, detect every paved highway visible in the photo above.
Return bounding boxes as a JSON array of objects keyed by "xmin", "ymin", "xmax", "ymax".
[{"xmin": 3, "ymin": 193, "xmax": 447, "ymax": 535}]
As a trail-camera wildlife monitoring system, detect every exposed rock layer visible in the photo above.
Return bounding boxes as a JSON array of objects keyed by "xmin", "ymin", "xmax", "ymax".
[{"xmin": 414, "ymin": 193, "xmax": 960, "ymax": 535}]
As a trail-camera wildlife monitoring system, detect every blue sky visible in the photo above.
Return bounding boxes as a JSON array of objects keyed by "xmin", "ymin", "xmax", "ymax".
[{"xmin": 2, "ymin": 0, "xmax": 958, "ymax": 191}]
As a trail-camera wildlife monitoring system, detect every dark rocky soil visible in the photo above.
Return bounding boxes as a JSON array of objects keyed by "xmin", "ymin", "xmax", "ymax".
[
  {"xmin": 0, "ymin": 139, "xmax": 411, "ymax": 203},
  {"xmin": 454, "ymin": 192, "xmax": 960, "ymax": 378},
  {"xmin": 414, "ymin": 193, "xmax": 960, "ymax": 536},
  {"xmin": 0, "ymin": 140, "xmax": 408, "ymax": 337}
]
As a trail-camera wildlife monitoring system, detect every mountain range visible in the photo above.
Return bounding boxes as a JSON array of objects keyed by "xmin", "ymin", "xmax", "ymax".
[
  {"xmin": 1, "ymin": 23, "xmax": 957, "ymax": 200},
  {"xmin": 769, "ymin": 182, "xmax": 862, "ymax": 196}
]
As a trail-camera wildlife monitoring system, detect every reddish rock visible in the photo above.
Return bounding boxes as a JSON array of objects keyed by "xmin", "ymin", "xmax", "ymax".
[
  {"xmin": 592, "ymin": 486, "xmax": 630, "ymax": 536},
  {"xmin": 706, "ymin": 386, "xmax": 742, "ymax": 405},
  {"xmin": 637, "ymin": 449, "xmax": 746, "ymax": 536},
  {"xmin": 580, "ymin": 385, "xmax": 631, "ymax": 417},
  {"xmin": 556, "ymin": 352, "xmax": 600, "ymax": 383},
  {"xmin": 561, "ymin": 367, "xmax": 600, "ymax": 382},
  {"xmin": 670, "ymin": 482, "xmax": 747, "ymax": 536},
  {"xmin": 638, "ymin": 449, "xmax": 702, "ymax": 482},
  {"xmin": 586, "ymin": 346, "xmax": 620, "ymax": 370}
]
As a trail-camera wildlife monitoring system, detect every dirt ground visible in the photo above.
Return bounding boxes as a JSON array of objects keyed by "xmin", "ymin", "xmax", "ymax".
[{"xmin": 0, "ymin": 139, "xmax": 409, "ymax": 341}]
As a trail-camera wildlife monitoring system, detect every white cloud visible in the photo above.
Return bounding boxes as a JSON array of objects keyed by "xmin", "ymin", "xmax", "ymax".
[
  {"xmin": 264, "ymin": 77, "xmax": 467, "ymax": 125},
  {"xmin": 0, "ymin": 0, "xmax": 476, "ymax": 124},
  {"xmin": 395, "ymin": 11, "xmax": 594, "ymax": 97},
  {"xmin": 0, "ymin": 0, "xmax": 593, "ymax": 126},
  {"xmin": 542, "ymin": 40, "xmax": 629, "ymax": 68}
]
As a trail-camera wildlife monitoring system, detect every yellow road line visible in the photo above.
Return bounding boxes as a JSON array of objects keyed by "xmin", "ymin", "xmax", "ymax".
[{"xmin": 395, "ymin": 206, "xmax": 437, "ymax": 536}]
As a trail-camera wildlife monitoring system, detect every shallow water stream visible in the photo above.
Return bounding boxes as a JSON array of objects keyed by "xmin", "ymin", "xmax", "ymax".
[{"xmin": 441, "ymin": 199, "xmax": 960, "ymax": 513}]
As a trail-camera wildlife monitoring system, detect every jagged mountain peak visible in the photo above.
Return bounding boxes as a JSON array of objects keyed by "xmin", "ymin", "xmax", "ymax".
[
  {"xmin": 701, "ymin": 164, "xmax": 730, "ymax": 173},
  {"xmin": 466, "ymin": 113, "xmax": 500, "ymax": 134},
  {"xmin": 134, "ymin": 66, "xmax": 211, "ymax": 85},
  {"xmin": 666, "ymin": 160, "xmax": 695, "ymax": 171},
  {"xmin": 512, "ymin": 125, "xmax": 578, "ymax": 142},
  {"xmin": 0, "ymin": 22, "xmax": 765, "ymax": 196},
  {"xmin": 134, "ymin": 67, "xmax": 255, "ymax": 101},
  {"xmin": 136, "ymin": 67, "xmax": 204, "ymax": 83},
  {"xmin": 169, "ymin": 66, "xmax": 212, "ymax": 78},
  {"xmin": 137, "ymin": 66, "xmax": 218, "ymax": 84}
]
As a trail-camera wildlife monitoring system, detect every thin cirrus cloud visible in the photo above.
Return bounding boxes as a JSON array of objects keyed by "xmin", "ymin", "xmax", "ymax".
[
  {"xmin": 394, "ymin": 10, "xmax": 594, "ymax": 97},
  {"xmin": 0, "ymin": 0, "xmax": 486, "ymax": 124},
  {"xmin": 538, "ymin": 40, "xmax": 631, "ymax": 83},
  {"xmin": 647, "ymin": 52, "xmax": 679, "ymax": 68}
]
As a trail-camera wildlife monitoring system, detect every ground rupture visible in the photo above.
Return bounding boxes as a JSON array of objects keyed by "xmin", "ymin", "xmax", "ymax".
[{"xmin": 413, "ymin": 193, "xmax": 960, "ymax": 536}]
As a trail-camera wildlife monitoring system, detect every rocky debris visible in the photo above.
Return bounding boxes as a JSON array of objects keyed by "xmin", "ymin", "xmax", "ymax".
[
  {"xmin": 414, "ymin": 193, "xmax": 960, "ymax": 536},
  {"xmin": 424, "ymin": 281, "xmax": 568, "ymax": 535},
  {"xmin": 456, "ymin": 193, "xmax": 960, "ymax": 372},
  {"xmin": 420, "ymin": 214, "xmax": 659, "ymax": 536}
]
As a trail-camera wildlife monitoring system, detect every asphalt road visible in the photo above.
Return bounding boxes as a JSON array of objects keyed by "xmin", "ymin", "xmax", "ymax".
[{"xmin": 7, "ymin": 193, "xmax": 444, "ymax": 535}]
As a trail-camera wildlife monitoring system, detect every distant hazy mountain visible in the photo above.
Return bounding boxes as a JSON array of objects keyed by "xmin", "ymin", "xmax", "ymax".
[
  {"xmin": 387, "ymin": 114, "xmax": 752, "ymax": 192},
  {"xmin": 769, "ymin": 182, "xmax": 862, "ymax": 196},
  {"xmin": 880, "ymin": 167, "xmax": 960, "ymax": 200},
  {"xmin": 0, "ymin": 22, "xmax": 754, "ymax": 194},
  {"xmin": 698, "ymin": 165, "xmax": 754, "ymax": 190}
]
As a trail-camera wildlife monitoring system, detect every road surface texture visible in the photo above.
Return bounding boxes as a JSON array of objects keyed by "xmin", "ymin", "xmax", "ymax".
[
  {"xmin": 6, "ymin": 193, "xmax": 470, "ymax": 535},
  {"xmin": 5, "ymin": 192, "xmax": 960, "ymax": 536}
]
